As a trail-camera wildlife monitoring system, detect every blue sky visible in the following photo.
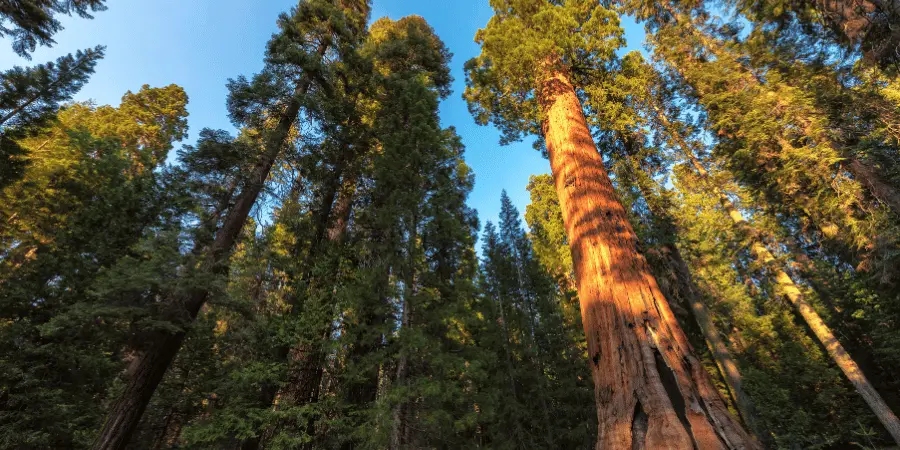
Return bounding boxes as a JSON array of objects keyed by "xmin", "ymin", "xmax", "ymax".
[{"xmin": 0, "ymin": 0, "xmax": 645, "ymax": 234}]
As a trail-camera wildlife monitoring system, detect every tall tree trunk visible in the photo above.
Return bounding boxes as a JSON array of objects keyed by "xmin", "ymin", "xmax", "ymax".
[
  {"xmin": 664, "ymin": 244, "xmax": 760, "ymax": 438},
  {"xmin": 253, "ymin": 171, "xmax": 359, "ymax": 450},
  {"xmin": 91, "ymin": 64, "xmax": 320, "ymax": 450},
  {"xmin": 677, "ymin": 131, "xmax": 900, "ymax": 445},
  {"xmin": 390, "ymin": 231, "xmax": 415, "ymax": 449},
  {"xmin": 536, "ymin": 60, "xmax": 757, "ymax": 450}
]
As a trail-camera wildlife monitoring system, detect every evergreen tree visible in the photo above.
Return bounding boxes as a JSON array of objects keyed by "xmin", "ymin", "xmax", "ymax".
[
  {"xmin": 474, "ymin": 193, "xmax": 595, "ymax": 449},
  {"xmin": 525, "ymin": 174, "xmax": 574, "ymax": 293},
  {"xmin": 0, "ymin": 84, "xmax": 188, "ymax": 448},
  {"xmin": 0, "ymin": 45, "xmax": 104, "ymax": 188},
  {"xmin": 6, "ymin": 1, "xmax": 900, "ymax": 448},
  {"xmin": 465, "ymin": 1, "xmax": 755, "ymax": 447},
  {"xmin": 0, "ymin": 0, "xmax": 107, "ymax": 58},
  {"xmin": 91, "ymin": 1, "xmax": 369, "ymax": 447}
]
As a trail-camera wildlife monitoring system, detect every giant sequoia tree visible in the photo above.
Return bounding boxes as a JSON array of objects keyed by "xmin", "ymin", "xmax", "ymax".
[{"xmin": 465, "ymin": 1, "xmax": 755, "ymax": 448}]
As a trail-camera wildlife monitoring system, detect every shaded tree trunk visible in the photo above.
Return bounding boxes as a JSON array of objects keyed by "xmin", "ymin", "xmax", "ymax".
[
  {"xmin": 253, "ymin": 170, "xmax": 359, "ymax": 450},
  {"xmin": 663, "ymin": 244, "xmax": 760, "ymax": 438},
  {"xmin": 91, "ymin": 67, "xmax": 318, "ymax": 450},
  {"xmin": 536, "ymin": 60, "xmax": 757, "ymax": 449},
  {"xmin": 641, "ymin": 113, "xmax": 760, "ymax": 437}
]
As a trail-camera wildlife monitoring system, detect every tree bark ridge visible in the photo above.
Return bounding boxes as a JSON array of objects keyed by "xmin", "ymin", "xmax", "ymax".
[{"xmin": 536, "ymin": 60, "xmax": 757, "ymax": 450}]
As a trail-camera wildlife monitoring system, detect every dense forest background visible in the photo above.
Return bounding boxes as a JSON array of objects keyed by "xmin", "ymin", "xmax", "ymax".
[{"xmin": 1, "ymin": 0, "xmax": 900, "ymax": 449}]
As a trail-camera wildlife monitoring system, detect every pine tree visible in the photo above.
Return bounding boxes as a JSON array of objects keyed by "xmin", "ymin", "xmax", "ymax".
[
  {"xmin": 0, "ymin": 85, "xmax": 188, "ymax": 448},
  {"xmin": 465, "ymin": 1, "xmax": 755, "ymax": 447},
  {"xmin": 90, "ymin": 1, "xmax": 369, "ymax": 447},
  {"xmin": 0, "ymin": 46, "xmax": 104, "ymax": 188},
  {"xmin": 329, "ymin": 15, "xmax": 458, "ymax": 448},
  {"xmin": 0, "ymin": 0, "xmax": 107, "ymax": 58}
]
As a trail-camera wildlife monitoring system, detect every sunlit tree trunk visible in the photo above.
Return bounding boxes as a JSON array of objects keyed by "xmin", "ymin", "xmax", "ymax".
[
  {"xmin": 536, "ymin": 59, "xmax": 757, "ymax": 450},
  {"xmin": 676, "ymin": 128, "xmax": 900, "ymax": 445}
]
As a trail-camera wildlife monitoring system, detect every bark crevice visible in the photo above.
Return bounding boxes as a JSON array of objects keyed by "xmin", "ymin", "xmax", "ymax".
[
  {"xmin": 631, "ymin": 399, "xmax": 649, "ymax": 450},
  {"xmin": 653, "ymin": 347, "xmax": 693, "ymax": 440}
]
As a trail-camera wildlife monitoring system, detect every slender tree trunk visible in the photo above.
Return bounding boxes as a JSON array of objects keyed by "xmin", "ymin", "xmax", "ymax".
[
  {"xmin": 845, "ymin": 156, "xmax": 900, "ymax": 216},
  {"xmin": 664, "ymin": 244, "xmax": 760, "ymax": 437},
  {"xmin": 537, "ymin": 60, "xmax": 756, "ymax": 449},
  {"xmin": 390, "ymin": 226, "xmax": 415, "ymax": 449},
  {"xmin": 253, "ymin": 171, "xmax": 359, "ymax": 450},
  {"xmin": 91, "ymin": 60, "xmax": 320, "ymax": 450},
  {"xmin": 676, "ymin": 130, "xmax": 900, "ymax": 445}
]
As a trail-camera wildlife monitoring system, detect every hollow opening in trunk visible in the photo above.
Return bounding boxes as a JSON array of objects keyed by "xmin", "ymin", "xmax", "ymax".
[
  {"xmin": 653, "ymin": 347, "xmax": 693, "ymax": 438},
  {"xmin": 632, "ymin": 398, "xmax": 649, "ymax": 450}
]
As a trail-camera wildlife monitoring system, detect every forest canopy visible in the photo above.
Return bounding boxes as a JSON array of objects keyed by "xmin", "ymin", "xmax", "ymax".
[{"xmin": 1, "ymin": 0, "xmax": 900, "ymax": 449}]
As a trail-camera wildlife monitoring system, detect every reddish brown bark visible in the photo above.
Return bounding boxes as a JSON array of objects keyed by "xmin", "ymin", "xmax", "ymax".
[{"xmin": 537, "ymin": 61, "xmax": 757, "ymax": 449}]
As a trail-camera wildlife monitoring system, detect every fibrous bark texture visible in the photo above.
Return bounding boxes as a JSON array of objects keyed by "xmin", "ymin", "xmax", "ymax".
[{"xmin": 537, "ymin": 61, "xmax": 757, "ymax": 450}]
